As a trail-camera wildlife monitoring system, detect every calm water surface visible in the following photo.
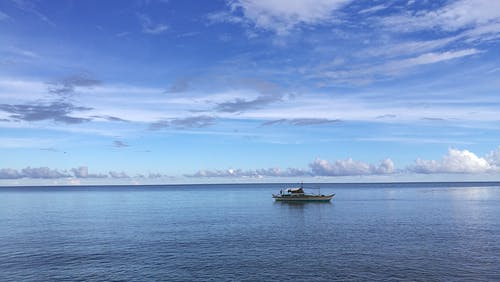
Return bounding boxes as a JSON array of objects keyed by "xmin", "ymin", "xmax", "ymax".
[{"xmin": 1, "ymin": 183, "xmax": 500, "ymax": 281}]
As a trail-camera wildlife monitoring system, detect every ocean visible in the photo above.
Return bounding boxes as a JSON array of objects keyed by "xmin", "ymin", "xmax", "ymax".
[{"xmin": 1, "ymin": 182, "xmax": 499, "ymax": 281}]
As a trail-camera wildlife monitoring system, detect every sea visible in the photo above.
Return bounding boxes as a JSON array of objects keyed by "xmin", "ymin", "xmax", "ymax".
[{"xmin": 1, "ymin": 182, "xmax": 499, "ymax": 281}]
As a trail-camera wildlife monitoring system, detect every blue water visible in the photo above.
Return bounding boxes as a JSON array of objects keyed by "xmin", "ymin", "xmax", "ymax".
[{"xmin": 1, "ymin": 183, "xmax": 500, "ymax": 281}]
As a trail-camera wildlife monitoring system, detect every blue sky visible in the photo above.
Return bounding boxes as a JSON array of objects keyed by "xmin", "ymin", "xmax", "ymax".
[{"xmin": 1, "ymin": 0, "xmax": 500, "ymax": 185}]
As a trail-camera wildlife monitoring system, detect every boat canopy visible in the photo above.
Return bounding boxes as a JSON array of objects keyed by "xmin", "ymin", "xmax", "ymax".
[{"xmin": 287, "ymin": 187, "xmax": 304, "ymax": 193}]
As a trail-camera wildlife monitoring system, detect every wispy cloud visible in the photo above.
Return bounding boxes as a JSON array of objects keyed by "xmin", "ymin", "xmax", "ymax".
[
  {"xmin": 358, "ymin": 3, "xmax": 390, "ymax": 15},
  {"xmin": 138, "ymin": 13, "xmax": 168, "ymax": 34},
  {"xmin": 361, "ymin": 36, "xmax": 460, "ymax": 59},
  {"xmin": 216, "ymin": 95, "xmax": 280, "ymax": 113},
  {"xmin": 213, "ymin": 0, "xmax": 351, "ymax": 35},
  {"xmin": 319, "ymin": 49, "xmax": 481, "ymax": 84},
  {"xmin": 0, "ymin": 137, "xmax": 59, "ymax": 149},
  {"xmin": 11, "ymin": 0, "xmax": 55, "ymax": 26},
  {"xmin": 115, "ymin": 31, "xmax": 131, "ymax": 37},
  {"xmin": 150, "ymin": 115, "xmax": 216, "ymax": 130},
  {"xmin": 0, "ymin": 102, "xmax": 92, "ymax": 124},
  {"xmin": 207, "ymin": 11, "xmax": 245, "ymax": 25},
  {"xmin": 90, "ymin": 115, "xmax": 129, "ymax": 122},
  {"xmin": 375, "ymin": 114, "xmax": 397, "ymax": 120},
  {"xmin": 379, "ymin": 0, "xmax": 500, "ymax": 45},
  {"xmin": 262, "ymin": 118, "xmax": 341, "ymax": 126},
  {"xmin": 3, "ymin": 75, "xmax": 500, "ymax": 131},
  {"xmin": 47, "ymin": 73, "xmax": 102, "ymax": 97},
  {"xmin": 113, "ymin": 140, "xmax": 129, "ymax": 148},
  {"xmin": 165, "ymin": 77, "xmax": 191, "ymax": 93},
  {"xmin": 215, "ymin": 79, "xmax": 284, "ymax": 112},
  {"xmin": 0, "ymin": 11, "xmax": 10, "ymax": 21},
  {"xmin": 386, "ymin": 49, "xmax": 482, "ymax": 70}
]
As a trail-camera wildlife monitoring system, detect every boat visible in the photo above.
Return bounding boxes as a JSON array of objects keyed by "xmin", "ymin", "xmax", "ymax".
[{"xmin": 272, "ymin": 183, "xmax": 335, "ymax": 202}]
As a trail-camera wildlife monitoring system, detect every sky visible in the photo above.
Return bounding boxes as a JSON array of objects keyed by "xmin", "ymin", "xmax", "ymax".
[{"xmin": 1, "ymin": 0, "xmax": 500, "ymax": 185}]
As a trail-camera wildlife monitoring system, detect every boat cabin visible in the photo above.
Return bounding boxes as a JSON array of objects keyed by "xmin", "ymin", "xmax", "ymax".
[{"xmin": 287, "ymin": 187, "xmax": 304, "ymax": 194}]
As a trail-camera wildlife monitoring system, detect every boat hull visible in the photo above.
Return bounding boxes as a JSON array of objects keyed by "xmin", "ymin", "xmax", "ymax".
[{"xmin": 272, "ymin": 194, "xmax": 335, "ymax": 202}]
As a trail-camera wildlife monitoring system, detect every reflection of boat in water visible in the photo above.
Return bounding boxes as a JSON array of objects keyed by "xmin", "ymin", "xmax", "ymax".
[{"xmin": 272, "ymin": 183, "xmax": 335, "ymax": 202}]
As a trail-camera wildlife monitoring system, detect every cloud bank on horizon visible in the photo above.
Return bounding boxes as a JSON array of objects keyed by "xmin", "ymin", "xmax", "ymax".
[
  {"xmin": 1, "ymin": 0, "xmax": 500, "ymax": 183},
  {"xmin": 3, "ymin": 147, "xmax": 500, "ymax": 182}
]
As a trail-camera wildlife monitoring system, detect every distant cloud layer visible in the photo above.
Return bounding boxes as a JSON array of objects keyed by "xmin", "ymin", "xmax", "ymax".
[
  {"xmin": 188, "ymin": 147, "xmax": 500, "ymax": 178},
  {"xmin": 0, "ymin": 166, "xmax": 165, "ymax": 180},
  {"xmin": 310, "ymin": 158, "xmax": 394, "ymax": 176},
  {"xmin": 187, "ymin": 157, "xmax": 395, "ymax": 178},
  {"xmin": 4, "ymin": 148, "xmax": 500, "ymax": 181},
  {"xmin": 187, "ymin": 167, "xmax": 311, "ymax": 178}
]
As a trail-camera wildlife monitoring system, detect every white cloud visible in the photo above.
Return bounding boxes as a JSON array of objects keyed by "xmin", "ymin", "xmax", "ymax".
[
  {"xmin": 143, "ymin": 24, "xmax": 168, "ymax": 34},
  {"xmin": 187, "ymin": 167, "xmax": 311, "ymax": 178},
  {"xmin": 207, "ymin": 11, "xmax": 245, "ymax": 25},
  {"xmin": 310, "ymin": 158, "xmax": 394, "ymax": 176},
  {"xmin": 6, "ymin": 147, "xmax": 500, "ymax": 181},
  {"xmin": 409, "ymin": 148, "xmax": 491, "ymax": 174},
  {"xmin": 358, "ymin": 4, "xmax": 390, "ymax": 15},
  {"xmin": 363, "ymin": 36, "xmax": 460, "ymax": 58},
  {"xmin": 3, "ymin": 73, "xmax": 500, "ymax": 138},
  {"xmin": 11, "ymin": 0, "xmax": 55, "ymax": 26},
  {"xmin": 188, "ymin": 147, "xmax": 500, "ymax": 179},
  {"xmin": 385, "ymin": 49, "xmax": 481, "ymax": 70},
  {"xmin": 320, "ymin": 49, "xmax": 480, "ymax": 84},
  {"xmin": 0, "ymin": 166, "xmax": 163, "ymax": 179},
  {"xmin": 188, "ymin": 157, "xmax": 394, "ymax": 178},
  {"xmin": 71, "ymin": 166, "xmax": 107, "ymax": 178},
  {"xmin": 425, "ymin": 0, "xmax": 500, "ymax": 31},
  {"xmin": 463, "ymin": 22, "xmax": 500, "ymax": 43},
  {"xmin": 0, "ymin": 168, "xmax": 21, "ymax": 179},
  {"xmin": 381, "ymin": 0, "xmax": 500, "ymax": 40},
  {"xmin": 20, "ymin": 167, "xmax": 70, "ymax": 179},
  {"xmin": 108, "ymin": 171, "xmax": 129, "ymax": 178},
  {"xmin": 485, "ymin": 146, "xmax": 500, "ymax": 166},
  {"xmin": 226, "ymin": 0, "xmax": 351, "ymax": 35},
  {"xmin": 0, "ymin": 46, "xmax": 40, "ymax": 59}
]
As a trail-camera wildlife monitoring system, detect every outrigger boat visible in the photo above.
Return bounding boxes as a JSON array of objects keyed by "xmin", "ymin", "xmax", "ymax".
[{"xmin": 272, "ymin": 183, "xmax": 335, "ymax": 202}]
